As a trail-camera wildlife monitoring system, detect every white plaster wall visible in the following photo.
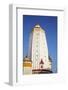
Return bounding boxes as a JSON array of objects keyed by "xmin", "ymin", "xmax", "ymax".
[{"xmin": 30, "ymin": 25, "xmax": 51, "ymax": 69}]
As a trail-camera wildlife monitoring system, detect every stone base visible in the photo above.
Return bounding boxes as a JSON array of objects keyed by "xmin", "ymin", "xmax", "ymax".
[{"xmin": 32, "ymin": 69, "xmax": 53, "ymax": 74}]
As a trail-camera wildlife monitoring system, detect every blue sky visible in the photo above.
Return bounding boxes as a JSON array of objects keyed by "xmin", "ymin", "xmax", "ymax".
[{"xmin": 23, "ymin": 15, "xmax": 57, "ymax": 73}]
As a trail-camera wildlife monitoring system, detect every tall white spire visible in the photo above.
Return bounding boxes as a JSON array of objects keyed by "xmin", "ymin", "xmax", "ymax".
[{"xmin": 28, "ymin": 24, "xmax": 51, "ymax": 72}]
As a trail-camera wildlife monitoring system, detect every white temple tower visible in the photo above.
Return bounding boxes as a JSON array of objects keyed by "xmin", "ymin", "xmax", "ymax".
[{"xmin": 28, "ymin": 24, "xmax": 51, "ymax": 73}]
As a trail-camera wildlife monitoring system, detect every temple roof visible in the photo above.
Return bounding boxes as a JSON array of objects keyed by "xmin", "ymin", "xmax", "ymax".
[{"xmin": 23, "ymin": 56, "xmax": 32, "ymax": 62}]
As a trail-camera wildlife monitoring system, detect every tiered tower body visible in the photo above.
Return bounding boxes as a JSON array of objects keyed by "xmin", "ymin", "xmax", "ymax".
[{"xmin": 28, "ymin": 24, "xmax": 51, "ymax": 73}]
